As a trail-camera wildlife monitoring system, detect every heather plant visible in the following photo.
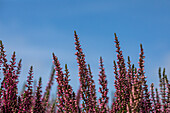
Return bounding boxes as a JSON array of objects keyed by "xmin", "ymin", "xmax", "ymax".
[{"xmin": 0, "ymin": 31, "xmax": 169, "ymax": 113}]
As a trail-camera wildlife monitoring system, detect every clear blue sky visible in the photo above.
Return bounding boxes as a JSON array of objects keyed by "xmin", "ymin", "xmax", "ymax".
[{"xmin": 0, "ymin": 0, "xmax": 170, "ymax": 106}]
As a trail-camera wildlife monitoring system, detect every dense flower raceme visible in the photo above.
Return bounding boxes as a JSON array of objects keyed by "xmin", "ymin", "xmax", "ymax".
[{"xmin": 0, "ymin": 31, "xmax": 169, "ymax": 113}]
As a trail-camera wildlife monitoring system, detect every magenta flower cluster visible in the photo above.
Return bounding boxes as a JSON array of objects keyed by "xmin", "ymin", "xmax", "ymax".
[{"xmin": 0, "ymin": 31, "xmax": 169, "ymax": 113}]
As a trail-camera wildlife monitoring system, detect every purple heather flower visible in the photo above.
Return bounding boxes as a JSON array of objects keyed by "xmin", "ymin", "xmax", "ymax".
[
  {"xmin": 20, "ymin": 66, "xmax": 34, "ymax": 113},
  {"xmin": 98, "ymin": 57, "xmax": 109, "ymax": 113},
  {"xmin": 74, "ymin": 31, "xmax": 97, "ymax": 112},
  {"xmin": 138, "ymin": 44, "xmax": 152, "ymax": 112},
  {"xmin": 53, "ymin": 53, "xmax": 78, "ymax": 112},
  {"xmin": 33, "ymin": 77, "xmax": 44, "ymax": 113}
]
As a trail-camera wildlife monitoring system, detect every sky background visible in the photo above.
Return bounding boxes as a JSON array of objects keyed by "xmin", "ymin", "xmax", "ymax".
[{"xmin": 0, "ymin": 0, "xmax": 170, "ymax": 107}]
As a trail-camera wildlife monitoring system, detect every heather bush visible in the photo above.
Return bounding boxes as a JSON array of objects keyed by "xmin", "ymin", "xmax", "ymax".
[{"xmin": 0, "ymin": 31, "xmax": 169, "ymax": 113}]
